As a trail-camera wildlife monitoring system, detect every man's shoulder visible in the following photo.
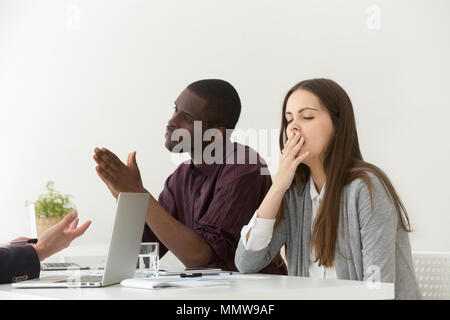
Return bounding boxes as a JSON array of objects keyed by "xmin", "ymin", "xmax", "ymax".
[
  {"xmin": 219, "ymin": 143, "xmax": 272, "ymax": 182},
  {"xmin": 160, "ymin": 160, "xmax": 192, "ymax": 188},
  {"xmin": 224, "ymin": 142, "xmax": 269, "ymax": 167},
  {"xmin": 165, "ymin": 142, "xmax": 272, "ymax": 181}
]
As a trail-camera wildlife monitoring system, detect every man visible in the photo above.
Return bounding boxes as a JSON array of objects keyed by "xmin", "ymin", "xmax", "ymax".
[
  {"xmin": 0, "ymin": 211, "xmax": 91, "ymax": 283},
  {"xmin": 93, "ymin": 79, "xmax": 286, "ymax": 274}
]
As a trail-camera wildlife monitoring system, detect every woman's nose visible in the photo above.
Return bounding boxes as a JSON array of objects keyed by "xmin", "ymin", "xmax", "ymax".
[
  {"xmin": 287, "ymin": 127, "xmax": 301, "ymax": 139},
  {"xmin": 291, "ymin": 127, "xmax": 301, "ymax": 135}
]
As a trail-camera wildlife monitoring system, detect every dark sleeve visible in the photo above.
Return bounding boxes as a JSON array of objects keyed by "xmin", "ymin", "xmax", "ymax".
[
  {"xmin": 0, "ymin": 245, "xmax": 41, "ymax": 284},
  {"xmin": 141, "ymin": 174, "xmax": 177, "ymax": 259},
  {"xmin": 193, "ymin": 163, "xmax": 275, "ymax": 272}
]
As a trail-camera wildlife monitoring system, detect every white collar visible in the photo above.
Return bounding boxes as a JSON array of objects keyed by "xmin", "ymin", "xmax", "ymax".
[{"xmin": 309, "ymin": 175, "xmax": 326, "ymax": 201}]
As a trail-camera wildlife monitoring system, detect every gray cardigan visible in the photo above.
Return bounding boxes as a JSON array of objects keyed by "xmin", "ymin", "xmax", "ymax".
[{"xmin": 235, "ymin": 172, "xmax": 422, "ymax": 300}]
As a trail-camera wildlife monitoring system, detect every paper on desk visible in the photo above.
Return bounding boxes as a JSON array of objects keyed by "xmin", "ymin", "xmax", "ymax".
[
  {"xmin": 121, "ymin": 277, "xmax": 230, "ymax": 290},
  {"xmin": 121, "ymin": 273, "xmax": 269, "ymax": 290}
]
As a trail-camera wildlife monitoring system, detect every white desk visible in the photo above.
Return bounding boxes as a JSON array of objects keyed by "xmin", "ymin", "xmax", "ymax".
[
  {"xmin": 0, "ymin": 249, "xmax": 394, "ymax": 300},
  {"xmin": 0, "ymin": 273, "xmax": 394, "ymax": 300}
]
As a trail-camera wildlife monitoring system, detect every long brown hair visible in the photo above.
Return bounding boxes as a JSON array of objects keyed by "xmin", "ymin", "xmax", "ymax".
[{"xmin": 276, "ymin": 78, "xmax": 412, "ymax": 268}]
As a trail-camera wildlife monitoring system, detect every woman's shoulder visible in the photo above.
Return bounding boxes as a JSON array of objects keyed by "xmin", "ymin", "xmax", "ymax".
[
  {"xmin": 345, "ymin": 170, "xmax": 395, "ymax": 213},
  {"xmin": 346, "ymin": 170, "xmax": 386, "ymax": 194}
]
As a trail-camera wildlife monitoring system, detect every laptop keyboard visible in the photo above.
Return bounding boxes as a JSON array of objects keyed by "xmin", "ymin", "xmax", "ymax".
[
  {"xmin": 43, "ymin": 263, "xmax": 80, "ymax": 268},
  {"xmin": 41, "ymin": 262, "xmax": 92, "ymax": 271}
]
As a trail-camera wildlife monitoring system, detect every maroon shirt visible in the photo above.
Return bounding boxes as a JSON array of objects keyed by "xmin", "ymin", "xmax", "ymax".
[{"xmin": 142, "ymin": 141, "xmax": 287, "ymax": 275}]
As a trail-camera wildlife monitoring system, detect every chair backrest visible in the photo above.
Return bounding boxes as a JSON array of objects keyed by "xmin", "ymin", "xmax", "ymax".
[{"xmin": 412, "ymin": 251, "xmax": 450, "ymax": 299}]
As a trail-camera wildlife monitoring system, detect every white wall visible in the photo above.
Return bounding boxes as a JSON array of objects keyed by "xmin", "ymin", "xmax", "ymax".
[{"xmin": 1, "ymin": 0, "xmax": 449, "ymax": 253}]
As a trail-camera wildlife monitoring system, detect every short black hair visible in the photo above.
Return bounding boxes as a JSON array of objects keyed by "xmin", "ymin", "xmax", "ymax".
[{"xmin": 187, "ymin": 79, "xmax": 241, "ymax": 130}]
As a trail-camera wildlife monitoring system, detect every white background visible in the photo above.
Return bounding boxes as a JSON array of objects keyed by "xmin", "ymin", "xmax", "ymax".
[{"xmin": 0, "ymin": 0, "xmax": 449, "ymax": 255}]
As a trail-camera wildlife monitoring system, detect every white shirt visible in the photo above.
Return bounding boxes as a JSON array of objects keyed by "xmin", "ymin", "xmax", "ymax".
[{"xmin": 241, "ymin": 176, "xmax": 337, "ymax": 279}]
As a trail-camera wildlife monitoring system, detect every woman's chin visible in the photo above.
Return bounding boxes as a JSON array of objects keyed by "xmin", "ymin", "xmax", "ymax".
[{"xmin": 301, "ymin": 152, "xmax": 314, "ymax": 167}]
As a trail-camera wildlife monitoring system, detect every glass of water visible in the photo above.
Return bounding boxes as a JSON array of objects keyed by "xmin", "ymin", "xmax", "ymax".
[{"xmin": 136, "ymin": 242, "xmax": 159, "ymax": 278}]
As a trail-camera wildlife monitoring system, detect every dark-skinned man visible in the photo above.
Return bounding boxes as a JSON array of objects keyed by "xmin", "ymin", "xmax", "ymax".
[{"xmin": 93, "ymin": 79, "xmax": 286, "ymax": 274}]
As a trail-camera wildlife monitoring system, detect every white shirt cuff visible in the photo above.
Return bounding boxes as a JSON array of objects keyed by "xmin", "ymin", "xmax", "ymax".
[{"xmin": 240, "ymin": 211, "xmax": 276, "ymax": 251}]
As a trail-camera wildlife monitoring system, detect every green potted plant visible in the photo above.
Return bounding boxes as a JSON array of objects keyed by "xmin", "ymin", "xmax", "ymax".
[{"xmin": 26, "ymin": 181, "xmax": 76, "ymax": 237}]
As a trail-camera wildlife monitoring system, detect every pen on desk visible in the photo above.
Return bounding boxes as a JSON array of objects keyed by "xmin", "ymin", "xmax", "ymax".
[
  {"xmin": 180, "ymin": 273, "xmax": 202, "ymax": 278},
  {"xmin": 180, "ymin": 272, "xmax": 221, "ymax": 278}
]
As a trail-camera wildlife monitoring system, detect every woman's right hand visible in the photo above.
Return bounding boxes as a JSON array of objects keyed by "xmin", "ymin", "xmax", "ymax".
[{"xmin": 273, "ymin": 132, "xmax": 310, "ymax": 191}]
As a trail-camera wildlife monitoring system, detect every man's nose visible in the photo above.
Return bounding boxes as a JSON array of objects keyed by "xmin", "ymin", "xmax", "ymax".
[{"xmin": 167, "ymin": 113, "xmax": 179, "ymax": 129}]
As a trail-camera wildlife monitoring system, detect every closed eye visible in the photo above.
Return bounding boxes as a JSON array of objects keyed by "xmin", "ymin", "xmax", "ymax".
[{"xmin": 286, "ymin": 117, "xmax": 313, "ymax": 123}]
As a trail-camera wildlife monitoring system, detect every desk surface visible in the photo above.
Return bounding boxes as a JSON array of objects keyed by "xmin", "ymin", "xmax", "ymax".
[{"xmin": 0, "ymin": 273, "xmax": 394, "ymax": 300}]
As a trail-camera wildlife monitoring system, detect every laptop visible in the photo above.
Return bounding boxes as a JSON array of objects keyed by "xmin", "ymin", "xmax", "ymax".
[{"xmin": 13, "ymin": 192, "xmax": 150, "ymax": 288}]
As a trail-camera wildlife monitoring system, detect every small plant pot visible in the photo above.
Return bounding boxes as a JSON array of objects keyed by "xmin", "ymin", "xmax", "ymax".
[{"xmin": 36, "ymin": 216, "xmax": 64, "ymax": 237}]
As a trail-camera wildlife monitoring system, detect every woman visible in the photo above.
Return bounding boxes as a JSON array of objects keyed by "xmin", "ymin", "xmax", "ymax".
[{"xmin": 234, "ymin": 78, "xmax": 422, "ymax": 300}]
